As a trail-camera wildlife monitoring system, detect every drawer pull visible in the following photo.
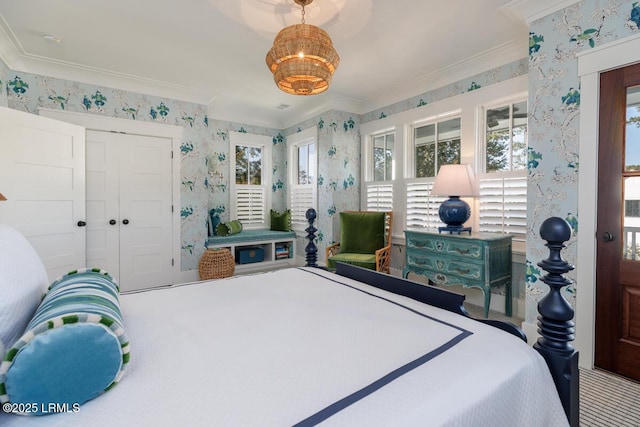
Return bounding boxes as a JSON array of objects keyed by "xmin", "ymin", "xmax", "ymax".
[
  {"xmin": 455, "ymin": 248, "xmax": 470, "ymax": 254},
  {"xmin": 456, "ymin": 268, "xmax": 470, "ymax": 274}
]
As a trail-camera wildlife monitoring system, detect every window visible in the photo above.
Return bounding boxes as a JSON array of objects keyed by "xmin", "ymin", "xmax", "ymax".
[
  {"xmin": 478, "ymin": 98, "xmax": 528, "ymax": 243},
  {"xmin": 415, "ymin": 117, "xmax": 461, "ymax": 178},
  {"xmin": 405, "ymin": 116, "xmax": 461, "ymax": 227},
  {"xmin": 288, "ymin": 128, "xmax": 317, "ymax": 231},
  {"xmin": 373, "ymin": 133, "xmax": 394, "ymax": 181},
  {"xmin": 365, "ymin": 131, "xmax": 395, "ymax": 210},
  {"xmin": 359, "ymin": 75, "xmax": 528, "ymax": 244},
  {"xmin": 626, "ymin": 200, "xmax": 640, "ymax": 217},
  {"xmin": 364, "ymin": 130, "xmax": 395, "ymax": 211},
  {"xmin": 485, "ymin": 101, "xmax": 527, "ymax": 172},
  {"xmin": 230, "ymin": 132, "xmax": 271, "ymax": 229}
]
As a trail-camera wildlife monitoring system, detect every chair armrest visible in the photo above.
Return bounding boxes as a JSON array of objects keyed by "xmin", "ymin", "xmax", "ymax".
[
  {"xmin": 326, "ymin": 242, "xmax": 340, "ymax": 260},
  {"xmin": 375, "ymin": 244, "xmax": 391, "ymax": 274}
]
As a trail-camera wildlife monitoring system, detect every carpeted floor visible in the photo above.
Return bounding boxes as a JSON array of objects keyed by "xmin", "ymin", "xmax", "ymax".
[
  {"xmin": 580, "ymin": 368, "xmax": 640, "ymax": 426},
  {"xmin": 464, "ymin": 303, "xmax": 640, "ymax": 426}
]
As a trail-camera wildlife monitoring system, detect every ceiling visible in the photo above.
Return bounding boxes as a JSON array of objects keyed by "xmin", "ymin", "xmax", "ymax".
[{"xmin": 0, "ymin": 1, "xmax": 558, "ymax": 129}]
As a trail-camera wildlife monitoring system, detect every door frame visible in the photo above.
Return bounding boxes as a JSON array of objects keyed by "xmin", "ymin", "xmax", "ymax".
[
  {"xmin": 38, "ymin": 108, "xmax": 186, "ymax": 285},
  {"xmin": 576, "ymin": 33, "xmax": 640, "ymax": 370}
]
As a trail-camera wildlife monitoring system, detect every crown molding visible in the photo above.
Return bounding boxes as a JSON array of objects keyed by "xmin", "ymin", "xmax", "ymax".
[
  {"xmin": 357, "ymin": 36, "xmax": 529, "ymax": 116},
  {"xmin": 2, "ymin": 53, "xmax": 213, "ymax": 106},
  {"xmin": 0, "ymin": 16, "xmax": 212, "ymax": 106},
  {"xmin": 501, "ymin": 0, "xmax": 581, "ymax": 24}
]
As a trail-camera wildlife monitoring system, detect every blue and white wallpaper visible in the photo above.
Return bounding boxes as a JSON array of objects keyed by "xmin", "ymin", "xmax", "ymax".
[
  {"xmin": 3, "ymin": 0, "xmax": 639, "ymax": 326},
  {"xmin": 0, "ymin": 59, "xmax": 7, "ymax": 107},
  {"xmin": 525, "ymin": 0, "xmax": 640, "ymax": 323},
  {"xmin": 3, "ymin": 71, "xmax": 284, "ymax": 271},
  {"xmin": 283, "ymin": 112, "xmax": 360, "ymax": 251}
]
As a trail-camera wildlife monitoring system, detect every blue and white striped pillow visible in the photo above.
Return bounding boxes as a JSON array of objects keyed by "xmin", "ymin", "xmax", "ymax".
[{"xmin": 0, "ymin": 268, "xmax": 130, "ymax": 415}]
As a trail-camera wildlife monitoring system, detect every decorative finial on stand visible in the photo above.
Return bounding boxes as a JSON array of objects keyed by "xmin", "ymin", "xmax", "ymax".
[
  {"xmin": 533, "ymin": 217, "xmax": 579, "ymax": 426},
  {"xmin": 304, "ymin": 208, "xmax": 318, "ymax": 267}
]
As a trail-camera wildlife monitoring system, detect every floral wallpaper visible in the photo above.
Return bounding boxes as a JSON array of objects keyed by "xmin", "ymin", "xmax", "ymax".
[
  {"xmin": 283, "ymin": 112, "xmax": 361, "ymax": 260},
  {"xmin": 4, "ymin": 1, "xmax": 637, "ymax": 321},
  {"xmin": 2, "ymin": 69, "xmax": 284, "ymax": 271},
  {"xmin": 0, "ymin": 59, "xmax": 7, "ymax": 107},
  {"xmin": 360, "ymin": 58, "xmax": 528, "ymax": 124},
  {"xmin": 525, "ymin": 0, "xmax": 640, "ymax": 323}
]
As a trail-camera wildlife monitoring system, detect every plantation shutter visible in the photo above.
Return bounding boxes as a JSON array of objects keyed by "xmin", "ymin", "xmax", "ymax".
[
  {"xmin": 478, "ymin": 175, "xmax": 527, "ymax": 241},
  {"xmin": 236, "ymin": 186, "xmax": 265, "ymax": 225},
  {"xmin": 406, "ymin": 180, "xmax": 445, "ymax": 228},
  {"xmin": 290, "ymin": 185, "xmax": 316, "ymax": 228},
  {"xmin": 366, "ymin": 183, "xmax": 393, "ymax": 211}
]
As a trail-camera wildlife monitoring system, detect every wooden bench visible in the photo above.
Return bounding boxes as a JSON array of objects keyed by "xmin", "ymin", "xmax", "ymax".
[{"xmin": 206, "ymin": 229, "xmax": 297, "ymax": 273}]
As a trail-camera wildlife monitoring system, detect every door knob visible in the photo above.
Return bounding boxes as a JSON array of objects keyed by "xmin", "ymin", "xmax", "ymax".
[
  {"xmin": 122, "ymin": 219, "xmax": 130, "ymax": 225},
  {"xmin": 109, "ymin": 219, "xmax": 117, "ymax": 225},
  {"xmin": 77, "ymin": 221, "xmax": 87, "ymax": 227},
  {"xmin": 602, "ymin": 231, "xmax": 615, "ymax": 242}
]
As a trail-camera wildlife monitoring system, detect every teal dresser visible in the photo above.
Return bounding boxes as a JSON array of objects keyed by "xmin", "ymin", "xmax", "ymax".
[{"xmin": 402, "ymin": 230, "xmax": 512, "ymax": 318}]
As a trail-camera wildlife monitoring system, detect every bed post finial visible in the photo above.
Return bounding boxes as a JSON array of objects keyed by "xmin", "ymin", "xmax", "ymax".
[
  {"xmin": 304, "ymin": 208, "xmax": 318, "ymax": 267},
  {"xmin": 533, "ymin": 216, "xmax": 579, "ymax": 426}
]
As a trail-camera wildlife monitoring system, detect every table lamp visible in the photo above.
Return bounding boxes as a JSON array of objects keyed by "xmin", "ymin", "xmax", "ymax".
[{"xmin": 431, "ymin": 164, "xmax": 478, "ymax": 234}]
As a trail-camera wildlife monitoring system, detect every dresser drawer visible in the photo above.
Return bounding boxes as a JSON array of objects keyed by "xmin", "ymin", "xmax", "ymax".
[
  {"xmin": 407, "ymin": 253, "xmax": 483, "ymax": 281},
  {"xmin": 406, "ymin": 233, "xmax": 484, "ymax": 261}
]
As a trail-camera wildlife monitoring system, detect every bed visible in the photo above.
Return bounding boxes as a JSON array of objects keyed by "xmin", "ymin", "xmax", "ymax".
[{"xmin": 0, "ymin": 213, "xmax": 577, "ymax": 426}]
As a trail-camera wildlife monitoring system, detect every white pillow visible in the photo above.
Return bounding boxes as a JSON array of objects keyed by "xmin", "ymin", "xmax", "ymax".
[{"xmin": 0, "ymin": 225, "xmax": 48, "ymax": 350}]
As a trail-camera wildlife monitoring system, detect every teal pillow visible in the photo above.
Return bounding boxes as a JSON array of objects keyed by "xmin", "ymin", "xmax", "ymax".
[
  {"xmin": 0, "ymin": 268, "xmax": 130, "ymax": 415},
  {"xmin": 216, "ymin": 220, "xmax": 243, "ymax": 236},
  {"xmin": 270, "ymin": 209, "xmax": 291, "ymax": 232},
  {"xmin": 339, "ymin": 212, "xmax": 385, "ymax": 254}
]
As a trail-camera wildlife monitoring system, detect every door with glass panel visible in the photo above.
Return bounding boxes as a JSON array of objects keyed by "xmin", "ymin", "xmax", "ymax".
[{"xmin": 596, "ymin": 62, "xmax": 640, "ymax": 381}]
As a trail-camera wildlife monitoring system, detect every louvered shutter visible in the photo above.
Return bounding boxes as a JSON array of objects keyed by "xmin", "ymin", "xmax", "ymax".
[
  {"xmin": 406, "ymin": 180, "xmax": 445, "ymax": 228},
  {"xmin": 236, "ymin": 186, "xmax": 265, "ymax": 225},
  {"xmin": 478, "ymin": 175, "xmax": 527, "ymax": 241},
  {"xmin": 366, "ymin": 183, "xmax": 393, "ymax": 211},
  {"xmin": 290, "ymin": 185, "xmax": 316, "ymax": 228}
]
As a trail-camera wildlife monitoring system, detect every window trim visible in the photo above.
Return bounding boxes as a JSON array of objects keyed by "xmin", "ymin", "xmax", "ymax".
[
  {"xmin": 360, "ymin": 75, "xmax": 528, "ymax": 241},
  {"xmin": 229, "ymin": 131, "xmax": 272, "ymax": 230},
  {"xmin": 287, "ymin": 127, "xmax": 317, "ymax": 234}
]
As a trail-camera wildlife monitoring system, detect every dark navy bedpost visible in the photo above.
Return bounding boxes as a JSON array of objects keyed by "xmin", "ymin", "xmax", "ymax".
[
  {"xmin": 533, "ymin": 217, "xmax": 579, "ymax": 427},
  {"xmin": 304, "ymin": 208, "xmax": 318, "ymax": 267}
]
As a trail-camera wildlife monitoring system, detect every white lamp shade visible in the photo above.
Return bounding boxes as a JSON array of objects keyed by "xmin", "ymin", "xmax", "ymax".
[{"xmin": 431, "ymin": 164, "xmax": 478, "ymax": 197}]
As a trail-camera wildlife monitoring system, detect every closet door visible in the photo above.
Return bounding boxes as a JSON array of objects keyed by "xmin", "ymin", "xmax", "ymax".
[
  {"xmin": 85, "ymin": 130, "xmax": 120, "ymax": 277},
  {"xmin": 86, "ymin": 130, "xmax": 173, "ymax": 291},
  {"xmin": 0, "ymin": 106, "xmax": 86, "ymax": 280}
]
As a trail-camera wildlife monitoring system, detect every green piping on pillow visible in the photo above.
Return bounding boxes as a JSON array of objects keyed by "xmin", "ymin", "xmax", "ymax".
[{"xmin": 216, "ymin": 220, "xmax": 243, "ymax": 236}]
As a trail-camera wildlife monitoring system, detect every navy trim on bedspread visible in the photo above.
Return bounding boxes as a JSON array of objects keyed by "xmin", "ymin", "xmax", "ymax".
[{"xmin": 294, "ymin": 268, "xmax": 473, "ymax": 427}]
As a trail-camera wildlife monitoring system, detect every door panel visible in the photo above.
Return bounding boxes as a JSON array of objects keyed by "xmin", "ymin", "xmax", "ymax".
[
  {"xmin": 119, "ymin": 133, "xmax": 173, "ymax": 291},
  {"xmin": 85, "ymin": 131, "xmax": 173, "ymax": 292},
  {"xmin": 85, "ymin": 131, "xmax": 120, "ymax": 277},
  {"xmin": 596, "ymin": 63, "xmax": 640, "ymax": 380},
  {"xmin": 0, "ymin": 106, "xmax": 86, "ymax": 280}
]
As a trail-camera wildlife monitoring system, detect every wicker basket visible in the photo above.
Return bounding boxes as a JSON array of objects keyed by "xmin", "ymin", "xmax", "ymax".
[{"xmin": 198, "ymin": 249, "xmax": 235, "ymax": 280}]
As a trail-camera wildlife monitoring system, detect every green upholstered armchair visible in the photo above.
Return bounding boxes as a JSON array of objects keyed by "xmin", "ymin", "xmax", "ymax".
[{"xmin": 325, "ymin": 211, "xmax": 393, "ymax": 274}]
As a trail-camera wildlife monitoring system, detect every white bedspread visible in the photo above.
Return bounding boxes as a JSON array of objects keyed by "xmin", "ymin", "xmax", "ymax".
[{"xmin": 0, "ymin": 267, "xmax": 568, "ymax": 426}]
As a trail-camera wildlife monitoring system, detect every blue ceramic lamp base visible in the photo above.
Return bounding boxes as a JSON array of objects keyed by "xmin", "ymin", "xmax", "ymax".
[{"xmin": 438, "ymin": 196, "xmax": 472, "ymax": 234}]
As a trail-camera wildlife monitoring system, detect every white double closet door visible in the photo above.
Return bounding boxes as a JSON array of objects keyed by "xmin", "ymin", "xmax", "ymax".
[{"xmin": 85, "ymin": 130, "xmax": 173, "ymax": 291}]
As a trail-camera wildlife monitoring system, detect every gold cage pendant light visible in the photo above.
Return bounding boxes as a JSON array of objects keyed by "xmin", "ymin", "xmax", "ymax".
[{"xmin": 266, "ymin": 0, "xmax": 339, "ymax": 96}]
